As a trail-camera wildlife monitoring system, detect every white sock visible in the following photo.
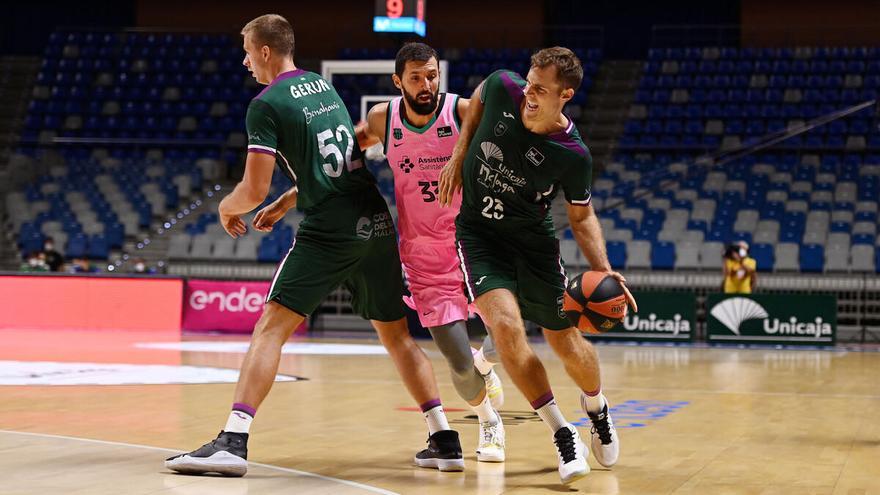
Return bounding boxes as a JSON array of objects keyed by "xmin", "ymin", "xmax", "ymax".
[
  {"xmin": 471, "ymin": 393, "xmax": 499, "ymax": 425},
  {"xmin": 472, "ymin": 347, "xmax": 495, "ymax": 375},
  {"xmin": 581, "ymin": 390, "xmax": 607, "ymax": 414},
  {"xmin": 536, "ymin": 399, "xmax": 568, "ymax": 433},
  {"xmin": 224, "ymin": 409, "xmax": 254, "ymax": 434},
  {"xmin": 424, "ymin": 405, "xmax": 450, "ymax": 435}
]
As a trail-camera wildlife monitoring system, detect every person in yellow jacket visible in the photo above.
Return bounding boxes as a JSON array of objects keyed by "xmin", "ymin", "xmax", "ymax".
[{"xmin": 722, "ymin": 241, "xmax": 757, "ymax": 293}]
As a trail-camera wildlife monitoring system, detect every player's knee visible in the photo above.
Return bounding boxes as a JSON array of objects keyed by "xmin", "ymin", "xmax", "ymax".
[
  {"xmin": 491, "ymin": 313, "xmax": 525, "ymax": 337},
  {"xmin": 446, "ymin": 352, "xmax": 475, "ymax": 375},
  {"xmin": 253, "ymin": 302, "xmax": 303, "ymax": 342}
]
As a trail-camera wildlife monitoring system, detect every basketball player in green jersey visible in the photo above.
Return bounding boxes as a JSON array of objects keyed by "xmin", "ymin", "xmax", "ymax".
[
  {"xmin": 438, "ymin": 47, "xmax": 638, "ymax": 485},
  {"xmin": 166, "ymin": 14, "xmax": 464, "ymax": 476}
]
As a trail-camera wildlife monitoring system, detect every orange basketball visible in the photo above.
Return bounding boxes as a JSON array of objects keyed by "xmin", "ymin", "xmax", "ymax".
[{"xmin": 562, "ymin": 271, "xmax": 629, "ymax": 334}]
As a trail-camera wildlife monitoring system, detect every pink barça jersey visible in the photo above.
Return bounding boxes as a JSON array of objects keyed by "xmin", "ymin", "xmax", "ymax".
[
  {"xmin": 385, "ymin": 93, "xmax": 468, "ymax": 327},
  {"xmin": 385, "ymin": 93, "xmax": 462, "ymax": 245}
]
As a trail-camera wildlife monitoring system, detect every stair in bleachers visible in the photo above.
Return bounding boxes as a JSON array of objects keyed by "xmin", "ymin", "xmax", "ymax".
[
  {"xmin": 580, "ymin": 60, "xmax": 643, "ymax": 167},
  {"xmin": 0, "ymin": 57, "xmax": 40, "ymax": 166}
]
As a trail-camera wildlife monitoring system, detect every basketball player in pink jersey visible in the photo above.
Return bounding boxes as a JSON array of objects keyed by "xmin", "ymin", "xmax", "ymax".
[{"xmin": 356, "ymin": 43, "xmax": 505, "ymax": 465}]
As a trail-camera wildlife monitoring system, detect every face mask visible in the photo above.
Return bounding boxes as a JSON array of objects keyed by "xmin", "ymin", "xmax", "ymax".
[
  {"xmin": 135, "ymin": 263, "xmax": 146, "ymax": 272},
  {"xmin": 28, "ymin": 258, "xmax": 40, "ymax": 267},
  {"xmin": 738, "ymin": 248, "xmax": 747, "ymax": 257},
  {"xmin": 44, "ymin": 243, "xmax": 54, "ymax": 251}
]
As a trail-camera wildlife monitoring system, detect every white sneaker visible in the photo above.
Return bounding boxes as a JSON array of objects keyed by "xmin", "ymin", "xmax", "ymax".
[
  {"xmin": 476, "ymin": 417, "xmax": 505, "ymax": 462},
  {"xmin": 553, "ymin": 424, "xmax": 589, "ymax": 485},
  {"xmin": 483, "ymin": 369, "xmax": 504, "ymax": 409},
  {"xmin": 581, "ymin": 395, "xmax": 620, "ymax": 468}
]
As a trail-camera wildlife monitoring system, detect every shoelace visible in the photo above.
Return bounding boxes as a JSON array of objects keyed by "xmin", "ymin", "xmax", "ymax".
[
  {"xmin": 590, "ymin": 413, "xmax": 613, "ymax": 445},
  {"xmin": 553, "ymin": 429, "xmax": 578, "ymax": 463}
]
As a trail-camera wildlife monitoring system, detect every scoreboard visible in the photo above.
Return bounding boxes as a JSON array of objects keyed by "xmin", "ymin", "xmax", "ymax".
[{"xmin": 374, "ymin": 0, "xmax": 426, "ymax": 37}]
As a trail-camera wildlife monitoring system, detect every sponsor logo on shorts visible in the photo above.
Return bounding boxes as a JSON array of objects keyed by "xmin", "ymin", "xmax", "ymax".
[
  {"xmin": 526, "ymin": 147, "xmax": 545, "ymax": 167},
  {"xmin": 557, "ymin": 295, "xmax": 565, "ymax": 318},
  {"xmin": 356, "ymin": 217, "xmax": 373, "ymax": 240},
  {"xmin": 437, "ymin": 125, "xmax": 453, "ymax": 138},
  {"xmin": 357, "ymin": 212, "xmax": 395, "ymax": 240}
]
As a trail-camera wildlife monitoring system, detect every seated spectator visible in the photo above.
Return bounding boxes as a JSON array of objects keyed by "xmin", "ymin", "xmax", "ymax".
[
  {"xmin": 42, "ymin": 237, "xmax": 64, "ymax": 272},
  {"xmin": 69, "ymin": 257, "xmax": 100, "ymax": 273},
  {"xmin": 20, "ymin": 251, "xmax": 49, "ymax": 272}
]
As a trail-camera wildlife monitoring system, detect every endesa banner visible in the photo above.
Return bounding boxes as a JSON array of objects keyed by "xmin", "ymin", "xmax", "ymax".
[{"xmin": 182, "ymin": 279, "xmax": 271, "ymax": 333}]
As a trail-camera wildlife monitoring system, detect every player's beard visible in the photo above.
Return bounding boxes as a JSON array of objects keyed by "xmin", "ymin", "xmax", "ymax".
[{"xmin": 404, "ymin": 87, "xmax": 439, "ymax": 116}]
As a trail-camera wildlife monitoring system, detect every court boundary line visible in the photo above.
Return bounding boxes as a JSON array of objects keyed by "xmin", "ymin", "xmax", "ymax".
[{"xmin": 0, "ymin": 429, "xmax": 400, "ymax": 495}]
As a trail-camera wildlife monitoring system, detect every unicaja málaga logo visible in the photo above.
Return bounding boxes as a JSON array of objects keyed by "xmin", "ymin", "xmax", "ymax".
[
  {"xmin": 710, "ymin": 297, "xmax": 768, "ymax": 335},
  {"xmin": 623, "ymin": 313, "xmax": 690, "ymax": 336},
  {"xmin": 710, "ymin": 297, "xmax": 833, "ymax": 338}
]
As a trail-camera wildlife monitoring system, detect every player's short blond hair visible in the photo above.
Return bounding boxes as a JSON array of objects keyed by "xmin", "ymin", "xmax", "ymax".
[
  {"xmin": 531, "ymin": 47, "xmax": 583, "ymax": 92},
  {"xmin": 241, "ymin": 14, "xmax": 295, "ymax": 59}
]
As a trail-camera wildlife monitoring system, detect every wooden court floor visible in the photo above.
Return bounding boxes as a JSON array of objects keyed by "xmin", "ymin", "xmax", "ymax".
[{"xmin": 1, "ymin": 328, "xmax": 879, "ymax": 494}]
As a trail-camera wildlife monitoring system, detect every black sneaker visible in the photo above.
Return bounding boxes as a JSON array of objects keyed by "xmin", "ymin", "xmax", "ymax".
[
  {"xmin": 413, "ymin": 430, "xmax": 465, "ymax": 472},
  {"xmin": 165, "ymin": 431, "xmax": 249, "ymax": 477}
]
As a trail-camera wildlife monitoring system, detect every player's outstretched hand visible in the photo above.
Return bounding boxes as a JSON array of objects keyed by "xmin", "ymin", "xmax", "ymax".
[
  {"xmin": 607, "ymin": 271, "xmax": 638, "ymax": 313},
  {"xmin": 220, "ymin": 212, "xmax": 247, "ymax": 238},
  {"xmin": 438, "ymin": 159, "xmax": 462, "ymax": 206},
  {"xmin": 253, "ymin": 200, "xmax": 287, "ymax": 233}
]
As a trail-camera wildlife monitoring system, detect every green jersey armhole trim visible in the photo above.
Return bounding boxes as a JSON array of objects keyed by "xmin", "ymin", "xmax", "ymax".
[
  {"xmin": 400, "ymin": 93, "xmax": 446, "ymax": 134},
  {"xmin": 452, "ymin": 94, "xmax": 462, "ymax": 130},
  {"xmin": 383, "ymin": 99, "xmax": 393, "ymax": 156}
]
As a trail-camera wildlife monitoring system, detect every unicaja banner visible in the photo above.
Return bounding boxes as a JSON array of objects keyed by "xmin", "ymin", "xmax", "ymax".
[
  {"xmin": 183, "ymin": 280, "xmax": 270, "ymax": 333},
  {"xmin": 706, "ymin": 294, "xmax": 836, "ymax": 346},
  {"xmin": 587, "ymin": 291, "xmax": 695, "ymax": 342}
]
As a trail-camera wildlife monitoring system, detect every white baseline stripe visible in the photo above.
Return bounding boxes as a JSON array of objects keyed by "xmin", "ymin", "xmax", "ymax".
[{"xmin": 0, "ymin": 430, "xmax": 399, "ymax": 495}]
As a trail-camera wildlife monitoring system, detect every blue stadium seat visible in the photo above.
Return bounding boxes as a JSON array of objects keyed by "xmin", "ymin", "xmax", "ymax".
[
  {"xmin": 606, "ymin": 241, "xmax": 626, "ymax": 270},
  {"xmin": 88, "ymin": 235, "xmax": 109, "ymax": 260},
  {"xmin": 751, "ymin": 243, "xmax": 775, "ymax": 272},
  {"xmin": 651, "ymin": 241, "xmax": 675, "ymax": 270},
  {"xmin": 257, "ymin": 237, "xmax": 282, "ymax": 263},
  {"xmin": 799, "ymin": 244, "xmax": 825, "ymax": 273}
]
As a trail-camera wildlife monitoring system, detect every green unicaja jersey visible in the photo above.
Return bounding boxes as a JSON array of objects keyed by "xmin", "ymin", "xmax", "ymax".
[
  {"xmin": 459, "ymin": 69, "xmax": 593, "ymax": 235},
  {"xmin": 246, "ymin": 69, "xmax": 375, "ymax": 212}
]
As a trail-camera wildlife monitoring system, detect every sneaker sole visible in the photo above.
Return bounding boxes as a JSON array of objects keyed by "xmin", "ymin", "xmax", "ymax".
[
  {"xmin": 591, "ymin": 437, "xmax": 619, "ymax": 468},
  {"xmin": 165, "ymin": 451, "xmax": 247, "ymax": 477},
  {"xmin": 413, "ymin": 457, "xmax": 465, "ymax": 472},
  {"xmin": 560, "ymin": 466, "xmax": 590, "ymax": 485},
  {"xmin": 476, "ymin": 450, "xmax": 505, "ymax": 462}
]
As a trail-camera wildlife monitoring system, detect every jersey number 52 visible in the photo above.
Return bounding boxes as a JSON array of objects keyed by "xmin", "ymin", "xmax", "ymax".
[{"xmin": 317, "ymin": 125, "xmax": 354, "ymax": 178}]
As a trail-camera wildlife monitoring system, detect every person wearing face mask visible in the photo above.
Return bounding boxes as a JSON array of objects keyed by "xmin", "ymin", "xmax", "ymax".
[
  {"xmin": 722, "ymin": 241, "xmax": 757, "ymax": 294},
  {"xmin": 42, "ymin": 237, "xmax": 64, "ymax": 272},
  {"xmin": 20, "ymin": 251, "xmax": 49, "ymax": 272}
]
